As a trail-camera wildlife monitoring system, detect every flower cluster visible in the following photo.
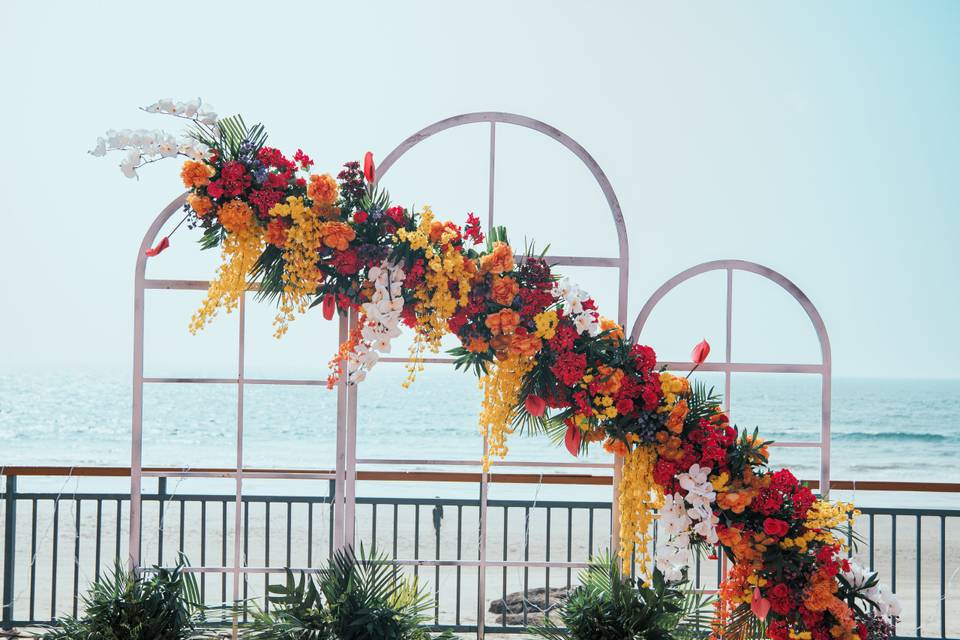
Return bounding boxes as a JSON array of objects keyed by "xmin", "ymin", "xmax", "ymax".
[{"xmin": 97, "ymin": 103, "xmax": 900, "ymax": 640}]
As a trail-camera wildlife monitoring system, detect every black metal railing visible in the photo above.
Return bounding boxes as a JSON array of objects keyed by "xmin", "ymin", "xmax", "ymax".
[{"xmin": 1, "ymin": 469, "xmax": 958, "ymax": 639}]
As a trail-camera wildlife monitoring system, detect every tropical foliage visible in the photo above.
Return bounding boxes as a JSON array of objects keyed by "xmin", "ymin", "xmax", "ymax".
[
  {"xmin": 43, "ymin": 561, "xmax": 215, "ymax": 640},
  {"xmin": 246, "ymin": 546, "xmax": 453, "ymax": 640},
  {"xmin": 528, "ymin": 554, "xmax": 713, "ymax": 640}
]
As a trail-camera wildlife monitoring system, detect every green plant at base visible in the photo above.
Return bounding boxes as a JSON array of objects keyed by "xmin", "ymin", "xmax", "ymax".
[
  {"xmin": 528, "ymin": 553, "xmax": 714, "ymax": 640},
  {"xmin": 43, "ymin": 560, "xmax": 215, "ymax": 640},
  {"xmin": 246, "ymin": 545, "xmax": 455, "ymax": 640}
]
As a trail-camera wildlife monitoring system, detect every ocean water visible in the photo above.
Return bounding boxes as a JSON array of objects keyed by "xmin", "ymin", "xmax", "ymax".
[{"xmin": 1, "ymin": 368, "xmax": 958, "ymax": 505}]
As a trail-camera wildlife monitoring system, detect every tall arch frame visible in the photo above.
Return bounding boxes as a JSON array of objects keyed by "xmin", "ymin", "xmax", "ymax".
[{"xmin": 630, "ymin": 259, "xmax": 833, "ymax": 497}]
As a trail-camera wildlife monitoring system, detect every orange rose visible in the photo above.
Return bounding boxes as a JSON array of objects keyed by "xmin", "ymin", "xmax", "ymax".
[
  {"xmin": 180, "ymin": 160, "xmax": 214, "ymax": 188},
  {"xmin": 484, "ymin": 308, "xmax": 520, "ymax": 335},
  {"xmin": 319, "ymin": 221, "xmax": 356, "ymax": 251},
  {"xmin": 666, "ymin": 399, "xmax": 688, "ymax": 434},
  {"xmin": 429, "ymin": 220, "xmax": 445, "ymax": 243},
  {"xmin": 187, "ymin": 194, "xmax": 215, "ymax": 217},
  {"xmin": 480, "ymin": 242, "xmax": 514, "ymax": 275},
  {"xmin": 489, "ymin": 275, "xmax": 519, "ymax": 306},
  {"xmin": 265, "ymin": 218, "xmax": 287, "ymax": 248},
  {"xmin": 218, "ymin": 200, "xmax": 254, "ymax": 234},
  {"xmin": 508, "ymin": 330, "xmax": 541, "ymax": 358},
  {"xmin": 307, "ymin": 174, "xmax": 339, "ymax": 206}
]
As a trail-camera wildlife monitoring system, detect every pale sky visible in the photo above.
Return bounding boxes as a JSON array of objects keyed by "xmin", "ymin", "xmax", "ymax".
[{"xmin": 1, "ymin": 1, "xmax": 958, "ymax": 378}]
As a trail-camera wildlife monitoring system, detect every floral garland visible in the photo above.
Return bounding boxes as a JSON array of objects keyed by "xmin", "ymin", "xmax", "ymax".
[{"xmin": 93, "ymin": 101, "xmax": 901, "ymax": 640}]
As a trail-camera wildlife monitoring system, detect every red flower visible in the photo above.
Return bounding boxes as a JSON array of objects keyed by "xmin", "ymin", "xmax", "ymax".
[
  {"xmin": 400, "ymin": 305, "xmax": 417, "ymax": 328},
  {"xmin": 615, "ymin": 397, "xmax": 634, "ymax": 416},
  {"xmin": 563, "ymin": 419, "xmax": 581, "ymax": 457},
  {"xmin": 550, "ymin": 351, "xmax": 587, "ymax": 386},
  {"xmin": 691, "ymin": 339, "xmax": 711, "ymax": 365},
  {"xmin": 293, "ymin": 149, "xmax": 313, "ymax": 169},
  {"xmin": 386, "ymin": 206, "xmax": 406, "ymax": 225},
  {"xmin": 464, "ymin": 212, "xmax": 485, "ymax": 245},
  {"xmin": 363, "ymin": 151, "xmax": 375, "ymax": 183},
  {"xmin": 354, "ymin": 210, "xmax": 368, "ymax": 223},
  {"xmin": 525, "ymin": 394, "xmax": 546, "ymax": 417},
  {"xmin": 763, "ymin": 518, "xmax": 790, "ymax": 538},
  {"xmin": 145, "ymin": 236, "xmax": 170, "ymax": 257},
  {"xmin": 322, "ymin": 294, "xmax": 336, "ymax": 321},
  {"xmin": 218, "ymin": 161, "xmax": 252, "ymax": 198},
  {"xmin": 331, "ymin": 249, "xmax": 359, "ymax": 275},
  {"xmin": 249, "ymin": 189, "xmax": 283, "ymax": 218}
]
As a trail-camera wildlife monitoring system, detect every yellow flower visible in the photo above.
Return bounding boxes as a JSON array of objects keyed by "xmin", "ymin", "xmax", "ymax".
[{"xmin": 534, "ymin": 309, "xmax": 558, "ymax": 339}]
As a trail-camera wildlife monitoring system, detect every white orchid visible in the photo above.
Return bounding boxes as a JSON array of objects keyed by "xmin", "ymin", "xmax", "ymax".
[
  {"xmin": 89, "ymin": 137, "xmax": 107, "ymax": 157},
  {"xmin": 158, "ymin": 136, "xmax": 179, "ymax": 158}
]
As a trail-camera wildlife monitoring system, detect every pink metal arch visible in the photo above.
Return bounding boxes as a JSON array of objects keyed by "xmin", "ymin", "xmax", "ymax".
[
  {"xmin": 364, "ymin": 112, "xmax": 630, "ymax": 638},
  {"xmin": 630, "ymin": 259, "xmax": 833, "ymax": 497}
]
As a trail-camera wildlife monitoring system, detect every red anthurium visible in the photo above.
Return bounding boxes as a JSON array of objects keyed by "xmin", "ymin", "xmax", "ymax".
[
  {"xmin": 322, "ymin": 294, "xmax": 336, "ymax": 321},
  {"xmin": 751, "ymin": 587, "xmax": 771, "ymax": 620},
  {"xmin": 524, "ymin": 394, "xmax": 546, "ymax": 417},
  {"xmin": 363, "ymin": 151, "xmax": 375, "ymax": 184},
  {"xmin": 564, "ymin": 419, "xmax": 581, "ymax": 457},
  {"xmin": 691, "ymin": 339, "xmax": 710, "ymax": 365},
  {"xmin": 145, "ymin": 236, "xmax": 170, "ymax": 257}
]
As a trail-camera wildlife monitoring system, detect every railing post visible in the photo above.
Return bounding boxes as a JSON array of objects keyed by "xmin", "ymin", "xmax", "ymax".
[{"xmin": 2, "ymin": 474, "xmax": 17, "ymax": 629}]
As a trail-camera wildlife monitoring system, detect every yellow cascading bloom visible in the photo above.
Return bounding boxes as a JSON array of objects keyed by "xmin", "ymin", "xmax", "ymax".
[
  {"xmin": 401, "ymin": 207, "xmax": 474, "ymax": 387},
  {"xmin": 617, "ymin": 445, "xmax": 663, "ymax": 579},
  {"xmin": 533, "ymin": 309, "xmax": 558, "ymax": 339},
  {"xmin": 189, "ymin": 225, "xmax": 264, "ymax": 333},
  {"xmin": 268, "ymin": 196, "xmax": 324, "ymax": 337},
  {"xmin": 478, "ymin": 353, "xmax": 536, "ymax": 471}
]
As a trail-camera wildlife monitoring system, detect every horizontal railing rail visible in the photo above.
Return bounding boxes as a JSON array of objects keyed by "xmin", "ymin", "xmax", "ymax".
[{"xmin": 1, "ymin": 467, "xmax": 957, "ymax": 638}]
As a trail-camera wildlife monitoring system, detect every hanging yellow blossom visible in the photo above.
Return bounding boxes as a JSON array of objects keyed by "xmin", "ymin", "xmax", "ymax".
[
  {"xmin": 478, "ymin": 353, "xmax": 536, "ymax": 470},
  {"xmin": 617, "ymin": 445, "xmax": 663, "ymax": 579},
  {"xmin": 189, "ymin": 224, "xmax": 264, "ymax": 333},
  {"xmin": 268, "ymin": 196, "xmax": 324, "ymax": 338}
]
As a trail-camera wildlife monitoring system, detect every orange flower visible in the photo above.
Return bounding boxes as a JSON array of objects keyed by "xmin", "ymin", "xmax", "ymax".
[
  {"xmin": 603, "ymin": 437, "xmax": 628, "ymax": 456},
  {"xmin": 218, "ymin": 200, "xmax": 254, "ymax": 234},
  {"xmin": 584, "ymin": 429, "xmax": 606, "ymax": 442},
  {"xmin": 595, "ymin": 365, "xmax": 624, "ymax": 395},
  {"xmin": 319, "ymin": 221, "xmax": 356, "ymax": 251},
  {"xmin": 265, "ymin": 219, "xmax": 287, "ymax": 248},
  {"xmin": 489, "ymin": 334, "xmax": 513, "ymax": 360},
  {"xmin": 307, "ymin": 174, "xmax": 339, "ymax": 206},
  {"xmin": 187, "ymin": 194, "xmax": 215, "ymax": 217},
  {"xmin": 490, "ymin": 275, "xmax": 519, "ymax": 306},
  {"xmin": 485, "ymin": 308, "xmax": 520, "ymax": 335},
  {"xmin": 508, "ymin": 330, "xmax": 541, "ymax": 358},
  {"xmin": 480, "ymin": 241, "xmax": 514, "ymax": 274},
  {"xmin": 180, "ymin": 160, "xmax": 214, "ymax": 188},
  {"xmin": 429, "ymin": 220, "xmax": 445, "ymax": 243},
  {"xmin": 717, "ymin": 489, "xmax": 755, "ymax": 514},
  {"xmin": 599, "ymin": 317, "xmax": 624, "ymax": 341},
  {"xmin": 666, "ymin": 399, "xmax": 688, "ymax": 434},
  {"xmin": 466, "ymin": 338, "xmax": 489, "ymax": 353}
]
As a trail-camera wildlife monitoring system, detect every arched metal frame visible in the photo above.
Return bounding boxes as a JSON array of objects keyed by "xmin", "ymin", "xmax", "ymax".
[
  {"xmin": 630, "ymin": 259, "xmax": 833, "ymax": 497},
  {"xmin": 128, "ymin": 112, "xmax": 630, "ymax": 638},
  {"xmin": 346, "ymin": 112, "xmax": 630, "ymax": 638}
]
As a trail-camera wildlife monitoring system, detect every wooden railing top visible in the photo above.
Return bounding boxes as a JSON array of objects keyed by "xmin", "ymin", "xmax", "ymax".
[{"xmin": 0, "ymin": 466, "xmax": 958, "ymax": 493}]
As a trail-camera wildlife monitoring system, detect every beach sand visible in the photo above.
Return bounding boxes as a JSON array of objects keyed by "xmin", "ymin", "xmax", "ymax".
[{"xmin": 1, "ymin": 499, "xmax": 957, "ymax": 638}]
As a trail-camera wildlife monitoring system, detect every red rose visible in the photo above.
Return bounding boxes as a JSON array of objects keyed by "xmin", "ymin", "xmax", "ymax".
[
  {"xmin": 763, "ymin": 518, "xmax": 790, "ymax": 538},
  {"xmin": 354, "ymin": 210, "xmax": 368, "ymax": 223},
  {"xmin": 615, "ymin": 398, "xmax": 634, "ymax": 416}
]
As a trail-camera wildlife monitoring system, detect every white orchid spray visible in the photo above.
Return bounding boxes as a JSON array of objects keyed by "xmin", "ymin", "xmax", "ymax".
[
  {"xmin": 88, "ymin": 98, "xmax": 218, "ymax": 179},
  {"xmin": 655, "ymin": 463, "xmax": 719, "ymax": 582},
  {"xmin": 345, "ymin": 259, "xmax": 407, "ymax": 383}
]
